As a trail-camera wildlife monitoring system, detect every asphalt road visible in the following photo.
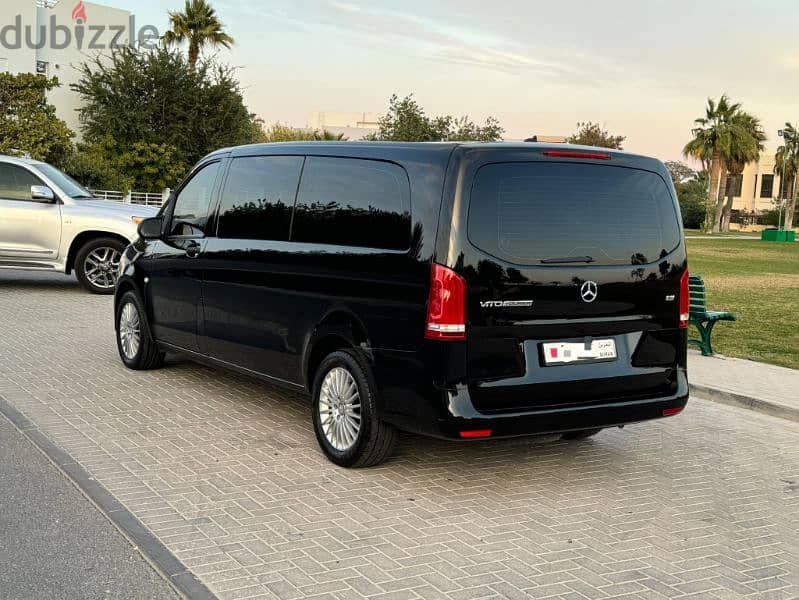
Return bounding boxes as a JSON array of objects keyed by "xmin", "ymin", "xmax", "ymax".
[{"xmin": 0, "ymin": 414, "xmax": 178, "ymax": 600}]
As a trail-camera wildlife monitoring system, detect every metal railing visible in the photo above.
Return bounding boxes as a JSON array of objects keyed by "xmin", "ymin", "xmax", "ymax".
[{"xmin": 91, "ymin": 190, "xmax": 168, "ymax": 206}]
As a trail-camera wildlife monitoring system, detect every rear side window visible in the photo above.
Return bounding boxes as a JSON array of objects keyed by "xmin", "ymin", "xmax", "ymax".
[
  {"xmin": 468, "ymin": 162, "xmax": 681, "ymax": 266},
  {"xmin": 291, "ymin": 157, "xmax": 410, "ymax": 250},
  {"xmin": 217, "ymin": 156, "xmax": 303, "ymax": 240}
]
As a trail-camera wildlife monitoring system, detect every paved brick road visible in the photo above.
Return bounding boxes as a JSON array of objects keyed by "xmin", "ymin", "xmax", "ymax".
[{"xmin": 1, "ymin": 271, "xmax": 798, "ymax": 600}]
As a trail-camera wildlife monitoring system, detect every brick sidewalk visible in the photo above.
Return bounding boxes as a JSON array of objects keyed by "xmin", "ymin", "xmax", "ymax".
[{"xmin": 1, "ymin": 272, "xmax": 799, "ymax": 599}]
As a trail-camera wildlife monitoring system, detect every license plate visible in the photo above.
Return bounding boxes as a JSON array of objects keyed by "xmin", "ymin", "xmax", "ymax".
[{"xmin": 542, "ymin": 339, "xmax": 617, "ymax": 365}]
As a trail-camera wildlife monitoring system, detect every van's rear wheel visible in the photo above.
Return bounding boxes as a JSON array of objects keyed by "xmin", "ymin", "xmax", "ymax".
[
  {"xmin": 311, "ymin": 349, "xmax": 397, "ymax": 467},
  {"xmin": 561, "ymin": 428, "xmax": 604, "ymax": 440}
]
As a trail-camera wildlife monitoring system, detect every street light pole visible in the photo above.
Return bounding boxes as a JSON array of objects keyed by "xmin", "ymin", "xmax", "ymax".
[{"xmin": 778, "ymin": 129, "xmax": 786, "ymax": 231}]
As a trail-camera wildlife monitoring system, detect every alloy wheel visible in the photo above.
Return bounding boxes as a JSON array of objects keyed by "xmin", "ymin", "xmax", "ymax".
[
  {"xmin": 84, "ymin": 246, "xmax": 122, "ymax": 290},
  {"xmin": 318, "ymin": 367, "xmax": 362, "ymax": 451},
  {"xmin": 118, "ymin": 302, "xmax": 141, "ymax": 360}
]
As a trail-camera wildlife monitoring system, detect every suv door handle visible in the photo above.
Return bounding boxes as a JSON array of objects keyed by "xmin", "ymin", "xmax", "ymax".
[{"xmin": 184, "ymin": 240, "xmax": 201, "ymax": 258}]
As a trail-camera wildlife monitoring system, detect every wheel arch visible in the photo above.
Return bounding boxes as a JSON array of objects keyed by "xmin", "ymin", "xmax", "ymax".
[
  {"xmin": 66, "ymin": 230, "xmax": 129, "ymax": 274},
  {"xmin": 114, "ymin": 278, "xmax": 138, "ymax": 319},
  {"xmin": 303, "ymin": 309, "xmax": 371, "ymax": 393}
]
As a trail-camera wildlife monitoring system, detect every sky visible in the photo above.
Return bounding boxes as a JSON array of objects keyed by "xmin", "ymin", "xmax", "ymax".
[{"xmin": 98, "ymin": 0, "xmax": 799, "ymax": 162}]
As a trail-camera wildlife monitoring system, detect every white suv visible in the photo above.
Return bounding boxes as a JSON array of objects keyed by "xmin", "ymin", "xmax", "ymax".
[{"xmin": 0, "ymin": 155, "xmax": 158, "ymax": 293}]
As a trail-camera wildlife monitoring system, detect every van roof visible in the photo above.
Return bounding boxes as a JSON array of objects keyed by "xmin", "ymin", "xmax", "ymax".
[{"xmin": 206, "ymin": 142, "xmax": 669, "ymax": 183}]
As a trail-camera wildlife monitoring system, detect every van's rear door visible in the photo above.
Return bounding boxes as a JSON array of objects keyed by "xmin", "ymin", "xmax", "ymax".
[{"xmin": 458, "ymin": 156, "xmax": 686, "ymax": 412}]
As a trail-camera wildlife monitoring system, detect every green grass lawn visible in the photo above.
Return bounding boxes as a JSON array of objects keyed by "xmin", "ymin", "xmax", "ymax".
[{"xmin": 686, "ymin": 238, "xmax": 799, "ymax": 369}]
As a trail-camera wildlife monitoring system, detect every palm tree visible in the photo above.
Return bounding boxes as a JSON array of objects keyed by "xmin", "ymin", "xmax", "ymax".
[
  {"xmin": 683, "ymin": 95, "xmax": 763, "ymax": 232},
  {"xmin": 720, "ymin": 113, "xmax": 766, "ymax": 231},
  {"xmin": 162, "ymin": 0, "xmax": 234, "ymax": 67},
  {"xmin": 313, "ymin": 130, "xmax": 348, "ymax": 141},
  {"xmin": 775, "ymin": 123, "xmax": 799, "ymax": 230}
]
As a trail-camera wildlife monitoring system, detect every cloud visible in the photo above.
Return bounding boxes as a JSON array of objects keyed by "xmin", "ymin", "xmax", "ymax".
[{"xmin": 242, "ymin": 0, "xmax": 620, "ymax": 82}]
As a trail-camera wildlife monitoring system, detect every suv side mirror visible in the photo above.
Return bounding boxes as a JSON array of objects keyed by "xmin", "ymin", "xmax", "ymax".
[
  {"xmin": 138, "ymin": 216, "xmax": 163, "ymax": 240},
  {"xmin": 30, "ymin": 185, "xmax": 55, "ymax": 203}
]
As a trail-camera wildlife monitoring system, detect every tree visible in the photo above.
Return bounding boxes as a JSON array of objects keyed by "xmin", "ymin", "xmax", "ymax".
[
  {"xmin": 567, "ymin": 122, "xmax": 625, "ymax": 149},
  {"xmin": 257, "ymin": 123, "xmax": 348, "ymax": 143},
  {"xmin": 162, "ymin": 0, "xmax": 234, "ymax": 67},
  {"xmin": 683, "ymin": 95, "xmax": 764, "ymax": 232},
  {"xmin": 676, "ymin": 172, "xmax": 709, "ymax": 229},
  {"xmin": 664, "ymin": 161, "xmax": 696, "ymax": 186},
  {"xmin": 0, "ymin": 72, "xmax": 74, "ymax": 166},
  {"xmin": 367, "ymin": 94, "xmax": 503, "ymax": 142},
  {"xmin": 775, "ymin": 123, "xmax": 799, "ymax": 230},
  {"xmin": 116, "ymin": 142, "xmax": 188, "ymax": 191},
  {"xmin": 720, "ymin": 113, "xmax": 765, "ymax": 231},
  {"xmin": 73, "ymin": 46, "xmax": 261, "ymax": 171},
  {"xmin": 63, "ymin": 139, "xmax": 132, "ymax": 192}
]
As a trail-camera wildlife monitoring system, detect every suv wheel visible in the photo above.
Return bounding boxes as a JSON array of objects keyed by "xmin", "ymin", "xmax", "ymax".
[
  {"xmin": 312, "ymin": 349, "xmax": 397, "ymax": 468},
  {"xmin": 561, "ymin": 428, "xmax": 604, "ymax": 440},
  {"xmin": 116, "ymin": 291, "xmax": 164, "ymax": 370},
  {"xmin": 75, "ymin": 237, "xmax": 126, "ymax": 294}
]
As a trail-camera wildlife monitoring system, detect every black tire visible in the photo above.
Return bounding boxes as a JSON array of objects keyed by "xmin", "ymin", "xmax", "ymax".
[
  {"xmin": 75, "ymin": 236, "xmax": 127, "ymax": 294},
  {"xmin": 561, "ymin": 428, "xmax": 604, "ymax": 440},
  {"xmin": 115, "ymin": 291, "xmax": 164, "ymax": 370},
  {"xmin": 311, "ymin": 349, "xmax": 397, "ymax": 468}
]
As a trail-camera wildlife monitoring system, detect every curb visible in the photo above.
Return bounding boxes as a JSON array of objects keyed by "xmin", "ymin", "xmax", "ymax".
[
  {"xmin": 689, "ymin": 383, "xmax": 799, "ymax": 423},
  {"xmin": 0, "ymin": 397, "xmax": 218, "ymax": 600}
]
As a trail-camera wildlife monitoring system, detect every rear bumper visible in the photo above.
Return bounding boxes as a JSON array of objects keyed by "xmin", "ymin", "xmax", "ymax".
[
  {"xmin": 433, "ymin": 373, "xmax": 689, "ymax": 439},
  {"xmin": 373, "ymin": 347, "xmax": 689, "ymax": 439}
]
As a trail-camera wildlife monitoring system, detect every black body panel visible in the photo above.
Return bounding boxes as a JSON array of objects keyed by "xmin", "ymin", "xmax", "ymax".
[{"xmin": 116, "ymin": 141, "xmax": 689, "ymax": 441}]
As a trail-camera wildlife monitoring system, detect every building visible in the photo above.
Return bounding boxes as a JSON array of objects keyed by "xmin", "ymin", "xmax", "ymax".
[
  {"xmin": 726, "ymin": 152, "xmax": 787, "ymax": 218},
  {"xmin": 309, "ymin": 111, "xmax": 380, "ymax": 140},
  {"xmin": 1, "ymin": 0, "xmax": 134, "ymax": 136}
]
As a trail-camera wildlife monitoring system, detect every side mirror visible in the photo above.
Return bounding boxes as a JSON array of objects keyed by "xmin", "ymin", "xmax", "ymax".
[
  {"xmin": 138, "ymin": 216, "xmax": 163, "ymax": 240},
  {"xmin": 31, "ymin": 185, "xmax": 55, "ymax": 203}
]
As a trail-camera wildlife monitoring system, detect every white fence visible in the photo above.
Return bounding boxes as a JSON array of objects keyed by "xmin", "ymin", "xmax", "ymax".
[{"xmin": 91, "ymin": 189, "xmax": 169, "ymax": 207}]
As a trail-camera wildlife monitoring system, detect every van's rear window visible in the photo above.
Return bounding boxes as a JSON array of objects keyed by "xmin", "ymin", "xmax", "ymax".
[{"xmin": 468, "ymin": 162, "xmax": 681, "ymax": 266}]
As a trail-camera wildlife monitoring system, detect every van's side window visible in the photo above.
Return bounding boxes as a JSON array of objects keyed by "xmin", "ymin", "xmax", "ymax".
[
  {"xmin": 291, "ymin": 157, "xmax": 410, "ymax": 250},
  {"xmin": 171, "ymin": 162, "xmax": 221, "ymax": 235},
  {"xmin": 217, "ymin": 156, "xmax": 304, "ymax": 240}
]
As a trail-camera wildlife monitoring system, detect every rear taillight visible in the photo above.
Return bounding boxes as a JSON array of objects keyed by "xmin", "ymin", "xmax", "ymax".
[
  {"xmin": 425, "ymin": 263, "xmax": 467, "ymax": 341},
  {"xmin": 679, "ymin": 270, "xmax": 689, "ymax": 329}
]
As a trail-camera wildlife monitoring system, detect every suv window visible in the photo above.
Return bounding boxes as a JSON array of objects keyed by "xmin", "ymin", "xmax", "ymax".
[
  {"xmin": 217, "ymin": 156, "xmax": 303, "ymax": 240},
  {"xmin": 0, "ymin": 163, "xmax": 44, "ymax": 201},
  {"xmin": 291, "ymin": 157, "xmax": 410, "ymax": 250},
  {"xmin": 468, "ymin": 162, "xmax": 681, "ymax": 266},
  {"xmin": 170, "ymin": 162, "xmax": 221, "ymax": 235}
]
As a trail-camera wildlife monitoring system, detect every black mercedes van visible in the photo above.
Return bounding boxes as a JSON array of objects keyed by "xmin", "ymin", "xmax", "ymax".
[{"xmin": 115, "ymin": 142, "xmax": 689, "ymax": 467}]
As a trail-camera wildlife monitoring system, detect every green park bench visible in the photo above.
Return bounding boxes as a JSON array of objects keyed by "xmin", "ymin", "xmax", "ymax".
[{"xmin": 688, "ymin": 274, "xmax": 736, "ymax": 356}]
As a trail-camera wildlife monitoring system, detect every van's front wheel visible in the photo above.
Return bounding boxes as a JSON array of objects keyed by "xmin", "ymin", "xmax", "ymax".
[{"xmin": 311, "ymin": 349, "xmax": 397, "ymax": 467}]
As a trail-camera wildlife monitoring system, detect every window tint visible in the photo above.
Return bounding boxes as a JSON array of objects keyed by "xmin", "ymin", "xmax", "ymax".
[
  {"xmin": 171, "ymin": 162, "xmax": 220, "ymax": 234},
  {"xmin": 468, "ymin": 162, "xmax": 681, "ymax": 266},
  {"xmin": 292, "ymin": 157, "xmax": 410, "ymax": 250},
  {"xmin": 217, "ymin": 156, "xmax": 303, "ymax": 240},
  {"xmin": 0, "ymin": 163, "xmax": 44, "ymax": 201}
]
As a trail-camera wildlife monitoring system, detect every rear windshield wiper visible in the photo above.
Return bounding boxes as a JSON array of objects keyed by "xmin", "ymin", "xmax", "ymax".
[{"xmin": 540, "ymin": 255, "xmax": 595, "ymax": 264}]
